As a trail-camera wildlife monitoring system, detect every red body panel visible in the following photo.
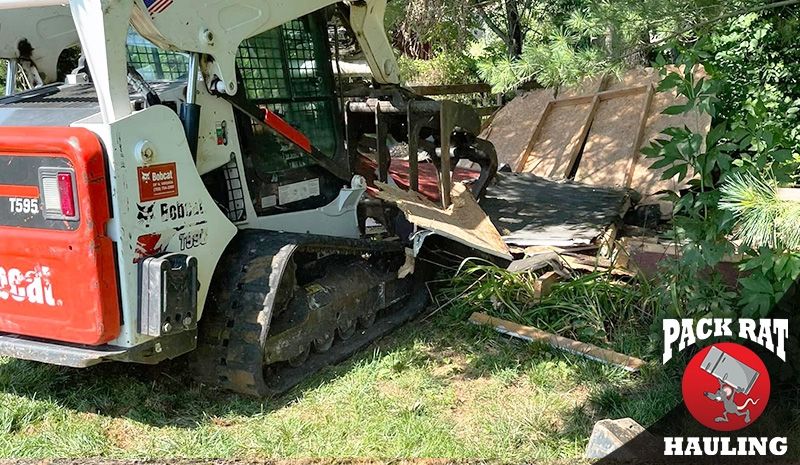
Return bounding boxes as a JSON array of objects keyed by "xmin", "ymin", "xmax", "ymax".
[{"xmin": 0, "ymin": 127, "xmax": 120, "ymax": 345}]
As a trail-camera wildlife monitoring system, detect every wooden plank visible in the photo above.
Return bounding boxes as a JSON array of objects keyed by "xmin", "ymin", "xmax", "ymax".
[
  {"xmin": 561, "ymin": 254, "xmax": 636, "ymax": 277},
  {"xmin": 624, "ymin": 84, "xmax": 656, "ymax": 188},
  {"xmin": 563, "ymin": 95, "xmax": 601, "ymax": 178},
  {"xmin": 598, "ymin": 224, "xmax": 619, "ymax": 259},
  {"xmin": 534, "ymin": 271, "xmax": 560, "ymax": 299},
  {"xmin": 469, "ymin": 312, "xmax": 646, "ymax": 372},
  {"xmin": 552, "ymin": 86, "xmax": 648, "ymax": 108},
  {"xmin": 514, "ymin": 100, "xmax": 554, "ymax": 172}
]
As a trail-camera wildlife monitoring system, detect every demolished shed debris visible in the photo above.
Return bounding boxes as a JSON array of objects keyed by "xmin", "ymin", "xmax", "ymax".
[
  {"xmin": 469, "ymin": 312, "xmax": 646, "ymax": 372},
  {"xmin": 482, "ymin": 66, "xmax": 712, "ymax": 210},
  {"xmin": 480, "ymin": 172, "xmax": 633, "ymax": 248}
]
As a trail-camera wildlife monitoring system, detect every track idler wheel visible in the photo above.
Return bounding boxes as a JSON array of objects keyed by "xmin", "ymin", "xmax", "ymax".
[
  {"xmin": 336, "ymin": 314, "xmax": 357, "ymax": 340},
  {"xmin": 313, "ymin": 333, "xmax": 334, "ymax": 353},
  {"xmin": 288, "ymin": 344, "xmax": 311, "ymax": 368},
  {"xmin": 358, "ymin": 311, "xmax": 377, "ymax": 329}
]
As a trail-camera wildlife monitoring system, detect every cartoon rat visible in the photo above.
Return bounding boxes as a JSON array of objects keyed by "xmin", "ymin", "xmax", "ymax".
[{"xmin": 705, "ymin": 378, "xmax": 759, "ymax": 424}]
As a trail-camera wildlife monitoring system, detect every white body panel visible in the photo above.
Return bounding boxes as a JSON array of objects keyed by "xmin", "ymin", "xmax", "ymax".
[{"xmin": 75, "ymin": 105, "xmax": 237, "ymax": 347}]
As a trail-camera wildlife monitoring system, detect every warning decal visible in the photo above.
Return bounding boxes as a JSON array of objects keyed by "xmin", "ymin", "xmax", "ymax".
[{"xmin": 138, "ymin": 163, "xmax": 179, "ymax": 202}]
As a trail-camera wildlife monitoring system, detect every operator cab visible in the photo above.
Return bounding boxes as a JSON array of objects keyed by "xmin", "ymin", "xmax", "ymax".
[{"xmin": 125, "ymin": 11, "xmax": 346, "ymax": 221}]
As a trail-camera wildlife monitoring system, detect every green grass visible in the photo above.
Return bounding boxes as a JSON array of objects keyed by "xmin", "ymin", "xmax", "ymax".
[{"xmin": 0, "ymin": 311, "xmax": 678, "ymax": 459}]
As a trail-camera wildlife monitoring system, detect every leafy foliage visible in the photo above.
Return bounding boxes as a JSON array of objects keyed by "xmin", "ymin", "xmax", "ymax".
[
  {"xmin": 642, "ymin": 6, "xmax": 800, "ymax": 323},
  {"xmin": 398, "ymin": 51, "xmax": 478, "ymax": 85},
  {"xmin": 439, "ymin": 259, "xmax": 657, "ymax": 348}
]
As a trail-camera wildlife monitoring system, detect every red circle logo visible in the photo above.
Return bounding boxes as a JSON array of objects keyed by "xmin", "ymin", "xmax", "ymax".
[{"xmin": 682, "ymin": 342, "xmax": 770, "ymax": 431}]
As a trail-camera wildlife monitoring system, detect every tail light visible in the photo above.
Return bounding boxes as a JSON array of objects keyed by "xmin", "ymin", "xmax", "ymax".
[{"xmin": 38, "ymin": 168, "xmax": 79, "ymax": 221}]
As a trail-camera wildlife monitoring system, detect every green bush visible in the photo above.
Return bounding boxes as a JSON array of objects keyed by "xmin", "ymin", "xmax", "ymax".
[
  {"xmin": 643, "ymin": 7, "xmax": 800, "ymax": 324},
  {"xmin": 399, "ymin": 51, "xmax": 479, "ymax": 86}
]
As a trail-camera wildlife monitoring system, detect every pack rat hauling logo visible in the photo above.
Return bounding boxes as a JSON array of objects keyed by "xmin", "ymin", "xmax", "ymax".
[{"xmin": 662, "ymin": 318, "xmax": 788, "ymax": 456}]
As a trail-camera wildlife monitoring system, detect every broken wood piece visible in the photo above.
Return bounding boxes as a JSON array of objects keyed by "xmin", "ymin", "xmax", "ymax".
[
  {"xmin": 534, "ymin": 271, "xmax": 559, "ymax": 299},
  {"xmin": 560, "ymin": 254, "xmax": 635, "ymax": 277},
  {"xmin": 598, "ymin": 224, "xmax": 620, "ymax": 259},
  {"xmin": 469, "ymin": 312, "xmax": 646, "ymax": 372},
  {"xmin": 374, "ymin": 181, "xmax": 512, "ymax": 260},
  {"xmin": 507, "ymin": 252, "xmax": 561, "ymax": 273}
]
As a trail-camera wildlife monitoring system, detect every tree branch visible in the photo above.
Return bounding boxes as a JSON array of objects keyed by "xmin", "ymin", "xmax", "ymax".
[
  {"xmin": 476, "ymin": 4, "xmax": 509, "ymax": 44},
  {"xmin": 618, "ymin": 0, "xmax": 800, "ymax": 60}
]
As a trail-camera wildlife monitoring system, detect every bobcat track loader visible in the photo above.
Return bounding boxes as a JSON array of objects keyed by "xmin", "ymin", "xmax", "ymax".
[{"xmin": 0, "ymin": 0, "xmax": 499, "ymax": 396}]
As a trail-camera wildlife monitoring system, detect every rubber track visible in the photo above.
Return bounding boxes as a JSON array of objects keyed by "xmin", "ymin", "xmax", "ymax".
[{"xmin": 192, "ymin": 230, "xmax": 421, "ymax": 396}]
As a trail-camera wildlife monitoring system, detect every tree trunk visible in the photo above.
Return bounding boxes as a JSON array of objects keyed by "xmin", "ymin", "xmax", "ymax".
[{"xmin": 504, "ymin": 0, "xmax": 523, "ymax": 59}]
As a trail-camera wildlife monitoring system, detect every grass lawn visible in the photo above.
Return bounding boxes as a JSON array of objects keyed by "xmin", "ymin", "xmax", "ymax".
[{"xmin": 0, "ymin": 311, "xmax": 679, "ymax": 460}]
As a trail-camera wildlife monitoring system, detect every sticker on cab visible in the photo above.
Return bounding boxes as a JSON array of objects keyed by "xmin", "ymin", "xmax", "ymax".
[{"xmin": 138, "ymin": 162, "xmax": 179, "ymax": 202}]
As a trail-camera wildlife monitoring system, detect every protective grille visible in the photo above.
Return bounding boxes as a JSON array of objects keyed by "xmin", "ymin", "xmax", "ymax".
[
  {"xmin": 236, "ymin": 14, "xmax": 339, "ymax": 159},
  {"xmin": 126, "ymin": 30, "xmax": 188, "ymax": 82},
  {"xmin": 223, "ymin": 159, "xmax": 247, "ymax": 222}
]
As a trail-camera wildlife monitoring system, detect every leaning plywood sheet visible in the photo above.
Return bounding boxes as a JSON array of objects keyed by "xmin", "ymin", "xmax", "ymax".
[
  {"xmin": 629, "ymin": 66, "xmax": 711, "ymax": 204},
  {"xmin": 481, "ymin": 88, "xmax": 555, "ymax": 168},
  {"xmin": 480, "ymin": 172, "xmax": 632, "ymax": 247},
  {"xmin": 630, "ymin": 97, "xmax": 711, "ymax": 203},
  {"xmin": 520, "ymin": 100, "xmax": 595, "ymax": 178},
  {"xmin": 374, "ymin": 182, "xmax": 512, "ymax": 260},
  {"xmin": 574, "ymin": 89, "xmax": 648, "ymax": 187}
]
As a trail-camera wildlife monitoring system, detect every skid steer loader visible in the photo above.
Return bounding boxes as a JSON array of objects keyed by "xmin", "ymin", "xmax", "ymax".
[{"xmin": 0, "ymin": 0, "xmax": 500, "ymax": 396}]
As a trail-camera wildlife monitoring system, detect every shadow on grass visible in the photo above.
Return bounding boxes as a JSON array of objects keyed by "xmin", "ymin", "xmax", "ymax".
[
  {"xmin": 0, "ymin": 317, "xmax": 459, "ymax": 429},
  {"xmin": 0, "ymin": 313, "xmax": 673, "ymax": 438}
]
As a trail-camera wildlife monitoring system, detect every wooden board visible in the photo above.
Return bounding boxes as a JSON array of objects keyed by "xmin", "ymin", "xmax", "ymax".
[
  {"xmin": 469, "ymin": 312, "xmax": 646, "ymax": 372},
  {"xmin": 481, "ymin": 88, "xmax": 555, "ymax": 168},
  {"xmin": 605, "ymin": 67, "xmax": 659, "ymax": 91},
  {"xmin": 575, "ymin": 89, "xmax": 648, "ymax": 187},
  {"xmin": 374, "ymin": 182, "xmax": 512, "ymax": 260},
  {"xmin": 777, "ymin": 188, "xmax": 800, "ymax": 202},
  {"xmin": 520, "ymin": 100, "xmax": 595, "ymax": 178}
]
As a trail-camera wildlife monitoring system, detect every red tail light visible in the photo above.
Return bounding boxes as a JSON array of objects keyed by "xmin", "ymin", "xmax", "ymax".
[
  {"xmin": 57, "ymin": 172, "xmax": 76, "ymax": 217},
  {"xmin": 39, "ymin": 168, "xmax": 79, "ymax": 221}
]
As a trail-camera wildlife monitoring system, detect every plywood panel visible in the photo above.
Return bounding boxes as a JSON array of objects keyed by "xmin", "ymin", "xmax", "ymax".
[
  {"xmin": 481, "ymin": 88, "xmax": 554, "ymax": 168},
  {"xmin": 575, "ymin": 91, "xmax": 647, "ymax": 187},
  {"xmin": 605, "ymin": 67, "xmax": 659, "ymax": 91},
  {"xmin": 521, "ymin": 101, "xmax": 594, "ymax": 178},
  {"xmin": 631, "ymin": 90, "xmax": 711, "ymax": 202}
]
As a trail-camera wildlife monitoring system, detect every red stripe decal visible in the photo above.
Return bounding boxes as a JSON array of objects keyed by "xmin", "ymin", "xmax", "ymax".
[
  {"xmin": 264, "ymin": 110, "xmax": 312, "ymax": 153},
  {"xmin": 0, "ymin": 184, "xmax": 39, "ymax": 198}
]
